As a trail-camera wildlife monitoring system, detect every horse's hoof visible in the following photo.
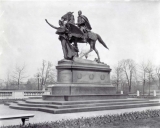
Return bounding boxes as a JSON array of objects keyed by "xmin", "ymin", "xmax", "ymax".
[
  {"xmin": 94, "ymin": 58, "xmax": 101, "ymax": 63},
  {"xmin": 97, "ymin": 59, "xmax": 101, "ymax": 63}
]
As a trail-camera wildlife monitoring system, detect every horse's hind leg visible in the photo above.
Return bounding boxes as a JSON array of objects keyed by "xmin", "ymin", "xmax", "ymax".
[{"xmin": 92, "ymin": 41, "xmax": 100, "ymax": 63}]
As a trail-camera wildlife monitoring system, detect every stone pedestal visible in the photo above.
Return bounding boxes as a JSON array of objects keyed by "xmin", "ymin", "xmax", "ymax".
[
  {"xmin": 44, "ymin": 58, "xmax": 116, "ymax": 101},
  {"xmin": 57, "ymin": 57, "xmax": 111, "ymax": 84}
]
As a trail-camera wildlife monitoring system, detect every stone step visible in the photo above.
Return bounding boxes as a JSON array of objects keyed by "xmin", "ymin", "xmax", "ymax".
[
  {"xmin": 15, "ymin": 100, "xmax": 158, "ymax": 109},
  {"xmin": 8, "ymin": 101, "xmax": 160, "ymax": 114},
  {"xmin": 16, "ymin": 101, "xmax": 59, "ymax": 108},
  {"xmin": 9, "ymin": 103, "xmax": 57, "ymax": 114},
  {"xmin": 24, "ymin": 99, "xmax": 61, "ymax": 105},
  {"xmin": 53, "ymin": 102, "xmax": 160, "ymax": 114},
  {"xmin": 3, "ymin": 102, "xmax": 11, "ymax": 106},
  {"xmin": 9, "ymin": 103, "xmax": 42, "ymax": 111},
  {"xmin": 24, "ymin": 98, "xmax": 146, "ymax": 105}
]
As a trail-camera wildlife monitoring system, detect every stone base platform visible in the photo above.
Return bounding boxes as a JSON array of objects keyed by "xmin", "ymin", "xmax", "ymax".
[
  {"xmin": 5, "ymin": 98, "xmax": 160, "ymax": 114},
  {"xmin": 46, "ymin": 83, "xmax": 117, "ymax": 101},
  {"xmin": 42, "ymin": 94, "xmax": 127, "ymax": 101},
  {"xmin": 48, "ymin": 84, "xmax": 116, "ymax": 95}
]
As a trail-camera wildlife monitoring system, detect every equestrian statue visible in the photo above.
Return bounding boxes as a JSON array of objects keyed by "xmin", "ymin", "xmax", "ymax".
[{"xmin": 45, "ymin": 11, "xmax": 109, "ymax": 63}]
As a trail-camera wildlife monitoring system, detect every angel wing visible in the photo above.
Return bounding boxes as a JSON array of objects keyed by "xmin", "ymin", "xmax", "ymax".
[{"xmin": 67, "ymin": 23, "xmax": 84, "ymax": 38}]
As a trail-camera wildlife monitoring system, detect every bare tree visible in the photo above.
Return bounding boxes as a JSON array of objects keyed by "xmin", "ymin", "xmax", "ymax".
[
  {"xmin": 6, "ymin": 70, "xmax": 11, "ymax": 89},
  {"xmin": 138, "ymin": 62, "xmax": 148, "ymax": 95},
  {"xmin": 120, "ymin": 78, "xmax": 128, "ymax": 93},
  {"xmin": 12, "ymin": 63, "xmax": 28, "ymax": 89},
  {"xmin": 155, "ymin": 66, "xmax": 160, "ymax": 89},
  {"xmin": 47, "ymin": 70, "xmax": 56, "ymax": 84},
  {"xmin": 112, "ymin": 62, "xmax": 123, "ymax": 93},
  {"xmin": 37, "ymin": 60, "xmax": 56, "ymax": 89},
  {"xmin": 120, "ymin": 59, "xmax": 136, "ymax": 93},
  {"xmin": 40, "ymin": 60, "xmax": 46, "ymax": 88},
  {"xmin": 146, "ymin": 61, "xmax": 154, "ymax": 95},
  {"xmin": 36, "ymin": 60, "xmax": 46, "ymax": 89},
  {"xmin": 44, "ymin": 61, "xmax": 54, "ymax": 85}
]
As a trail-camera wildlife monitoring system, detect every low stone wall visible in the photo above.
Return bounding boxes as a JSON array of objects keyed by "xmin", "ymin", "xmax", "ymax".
[{"xmin": 0, "ymin": 90, "xmax": 50, "ymax": 99}]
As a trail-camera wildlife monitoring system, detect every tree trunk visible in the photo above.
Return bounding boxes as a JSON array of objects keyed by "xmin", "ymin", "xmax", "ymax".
[
  {"xmin": 18, "ymin": 79, "xmax": 20, "ymax": 90},
  {"xmin": 159, "ymin": 79, "xmax": 160, "ymax": 90},
  {"xmin": 41, "ymin": 78, "xmax": 44, "ymax": 90},
  {"xmin": 38, "ymin": 78, "xmax": 39, "ymax": 90},
  {"xmin": 149, "ymin": 77, "xmax": 150, "ymax": 96},
  {"xmin": 129, "ymin": 81, "xmax": 132, "ymax": 92},
  {"xmin": 129, "ymin": 85, "xmax": 131, "ymax": 93},
  {"xmin": 129, "ymin": 71, "xmax": 132, "ymax": 93},
  {"xmin": 117, "ymin": 84, "xmax": 118, "ymax": 93},
  {"xmin": 127, "ymin": 79, "xmax": 130, "ymax": 92},
  {"xmin": 143, "ymin": 79, "xmax": 145, "ymax": 95}
]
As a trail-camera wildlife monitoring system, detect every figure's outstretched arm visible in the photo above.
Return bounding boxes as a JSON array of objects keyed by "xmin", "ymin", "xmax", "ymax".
[{"xmin": 45, "ymin": 19, "xmax": 58, "ymax": 29}]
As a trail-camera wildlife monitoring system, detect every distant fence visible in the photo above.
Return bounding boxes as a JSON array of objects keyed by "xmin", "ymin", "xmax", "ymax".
[
  {"xmin": 0, "ymin": 90, "xmax": 50, "ymax": 99},
  {"xmin": 129, "ymin": 90, "xmax": 160, "ymax": 98}
]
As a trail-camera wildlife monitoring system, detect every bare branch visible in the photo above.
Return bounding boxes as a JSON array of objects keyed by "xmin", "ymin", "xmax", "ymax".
[
  {"xmin": 12, "ymin": 63, "xmax": 28, "ymax": 89},
  {"xmin": 120, "ymin": 59, "xmax": 136, "ymax": 92}
]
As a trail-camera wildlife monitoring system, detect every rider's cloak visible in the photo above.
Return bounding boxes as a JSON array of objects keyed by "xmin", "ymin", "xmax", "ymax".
[{"xmin": 80, "ymin": 15, "xmax": 92, "ymax": 30}]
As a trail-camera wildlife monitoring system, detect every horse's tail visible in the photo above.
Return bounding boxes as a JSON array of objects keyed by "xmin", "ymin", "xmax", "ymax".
[{"xmin": 97, "ymin": 34, "xmax": 109, "ymax": 50}]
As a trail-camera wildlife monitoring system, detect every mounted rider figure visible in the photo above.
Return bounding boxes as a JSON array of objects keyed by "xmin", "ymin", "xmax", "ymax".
[
  {"xmin": 76, "ymin": 11, "xmax": 97, "ymax": 42},
  {"xmin": 76, "ymin": 10, "xmax": 92, "ymax": 34}
]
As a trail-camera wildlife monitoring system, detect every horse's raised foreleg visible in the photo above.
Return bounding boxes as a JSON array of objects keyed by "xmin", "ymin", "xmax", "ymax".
[
  {"xmin": 80, "ymin": 48, "xmax": 93, "ymax": 58},
  {"xmin": 73, "ymin": 41, "xmax": 79, "ymax": 52},
  {"xmin": 80, "ymin": 41, "xmax": 93, "ymax": 58}
]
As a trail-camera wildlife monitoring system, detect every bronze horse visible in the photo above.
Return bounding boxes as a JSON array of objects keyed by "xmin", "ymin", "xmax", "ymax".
[{"xmin": 46, "ymin": 12, "xmax": 109, "ymax": 62}]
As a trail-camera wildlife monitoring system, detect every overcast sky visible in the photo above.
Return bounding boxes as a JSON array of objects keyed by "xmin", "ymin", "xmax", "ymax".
[{"xmin": 0, "ymin": 0, "xmax": 160, "ymax": 81}]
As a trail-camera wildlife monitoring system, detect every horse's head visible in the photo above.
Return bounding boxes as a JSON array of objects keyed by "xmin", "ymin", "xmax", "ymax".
[{"xmin": 61, "ymin": 12, "xmax": 75, "ymax": 24}]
